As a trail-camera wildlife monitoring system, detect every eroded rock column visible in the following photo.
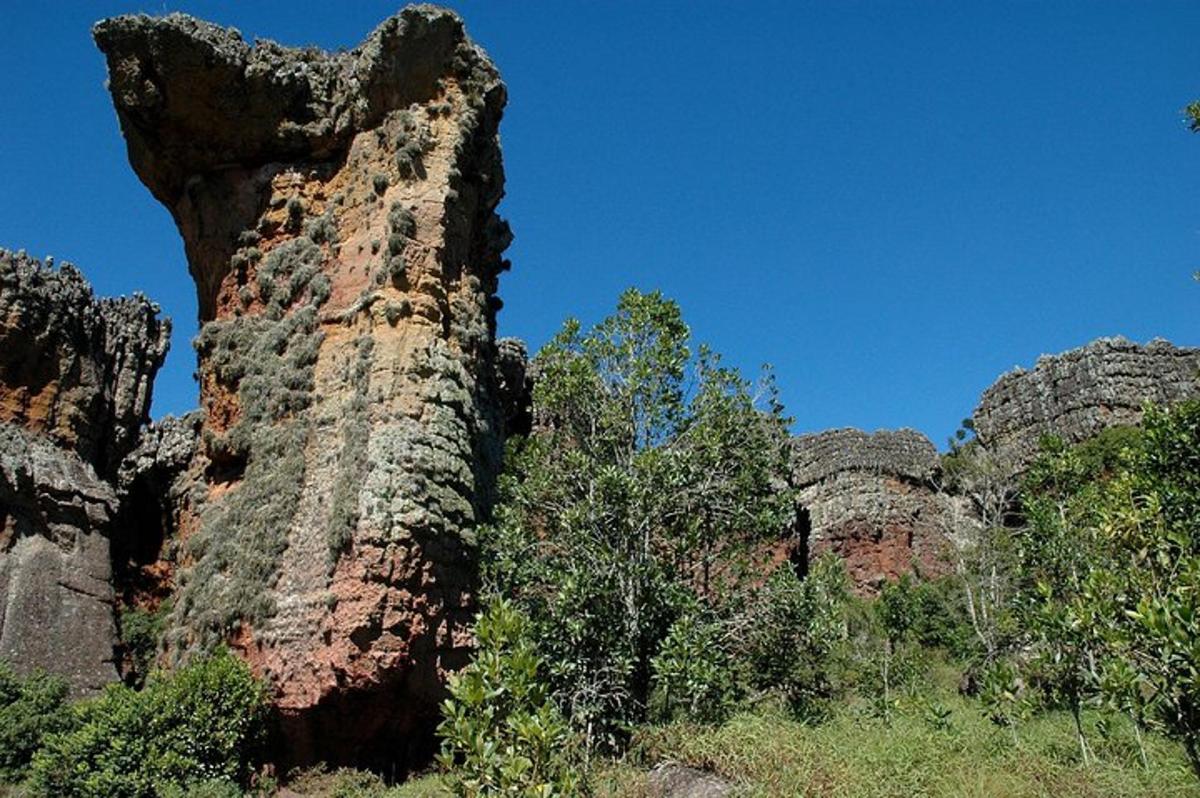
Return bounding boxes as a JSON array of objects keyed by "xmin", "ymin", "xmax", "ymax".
[
  {"xmin": 0, "ymin": 250, "xmax": 169, "ymax": 694},
  {"xmin": 95, "ymin": 7, "xmax": 512, "ymax": 768}
]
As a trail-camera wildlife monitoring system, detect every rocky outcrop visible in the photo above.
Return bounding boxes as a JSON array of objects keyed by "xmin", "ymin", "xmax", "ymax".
[
  {"xmin": 494, "ymin": 337, "xmax": 532, "ymax": 437},
  {"xmin": 792, "ymin": 428, "xmax": 952, "ymax": 593},
  {"xmin": 113, "ymin": 412, "xmax": 204, "ymax": 607},
  {"xmin": 972, "ymin": 337, "xmax": 1200, "ymax": 470},
  {"xmin": 0, "ymin": 250, "xmax": 169, "ymax": 694},
  {"xmin": 0, "ymin": 250, "xmax": 170, "ymax": 478},
  {"xmin": 646, "ymin": 763, "xmax": 732, "ymax": 798},
  {"xmin": 95, "ymin": 7, "xmax": 512, "ymax": 769}
]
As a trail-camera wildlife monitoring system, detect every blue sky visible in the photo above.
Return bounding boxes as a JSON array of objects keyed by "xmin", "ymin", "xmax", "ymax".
[{"xmin": 2, "ymin": 1, "xmax": 1197, "ymax": 446}]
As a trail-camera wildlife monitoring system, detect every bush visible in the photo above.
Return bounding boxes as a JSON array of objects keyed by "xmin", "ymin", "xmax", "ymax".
[
  {"xmin": 0, "ymin": 662, "xmax": 75, "ymax": 782},
  {"xmin": 744, "ymin": 556, "xmax": 848, "ymax": 722},
  {"xmin": 649, "ymin": 609, "xmax": 741, "ymax": 724},
  {"xmin": 118, "ymin": 602, "xmax": 171, "ymax": 686},
  {"xmin": 29, "ymin": 648, "xmax": 268, "ymax": 797},
  {"xmin": 436, "ymin": 600, "xmax": 579, "ymax": 797}
]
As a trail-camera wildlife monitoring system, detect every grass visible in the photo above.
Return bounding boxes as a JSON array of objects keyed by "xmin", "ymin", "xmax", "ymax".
[
  {"xmin": 608, "ymin": 687, "xmax": 1197, "ymax": 798},
  {"xmin": 271, "ymin": 671, "xmax": 1197, "ymax": 798}
]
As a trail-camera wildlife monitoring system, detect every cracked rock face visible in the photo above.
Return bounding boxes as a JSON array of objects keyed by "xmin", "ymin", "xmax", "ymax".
[
  {"xmin": 0, "ymin": 251, "xmax": 169, "ymax": 694},
  {"xmin": 792, "ymin": 428, "xmax": 952, "ymax": 594},
  {"xmin": 96, "ymin": 6, "xmax": 511, "ymax": 769},
  {"xmin": 0, "ymin": 250, "xmax": 170, "ymax": 478},
  {"xmin": 973, "ymin": 337, "xmax": 1200, "ymax": 470}
]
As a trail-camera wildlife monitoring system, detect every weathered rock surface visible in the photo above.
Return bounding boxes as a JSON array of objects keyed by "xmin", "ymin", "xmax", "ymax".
[
  {"xmin": 792, "ymin": 428, "xmax": 952, "ymax": 593},
  {"xmin": 0, "ymin": 251, "xmax": 169, "ymax": 694},
  {"xmin": 0, "ymin": 249, "xmax": 170, "ymax": 477},
  {"xmin": 113, "ymin": 412, "xmax": 204, "ymax": 606},
  {"xmin": 646, "ymin": 763, "xmax": 732, "ymax": 798},
  {"xmin": 96, "ymin": 6, "xmax": 511, "ymax": 769},
  {"xmin": 494, "ymin": 336, "xmax": 532, "ymax": 437},
  {"xmin": 972, "ymin": 337, "xmax": 1200, "ymax": 470}
]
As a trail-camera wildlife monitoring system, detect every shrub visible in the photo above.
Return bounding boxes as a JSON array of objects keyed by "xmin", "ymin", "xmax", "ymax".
[
  {"xmin": 436, "ymin": 600, "xmax": 578, "ymax": 797},
  {"xmin": 29, "ymin": 648, "xmax": 268, "ymax": 797},
  {"xmin": 649, "ymin": 609, "xmax": 741, "ymax": 724},
  {"xmin": 118, "ymin": 601, "xmax": 171, "ymax": 686},
  {"xmin": 0, "ymin": 662, "xmax": 75, "ymax": 782},
  {"xmin": 744, "ymin": 556, "xmax": 848, "ymax": 722}
]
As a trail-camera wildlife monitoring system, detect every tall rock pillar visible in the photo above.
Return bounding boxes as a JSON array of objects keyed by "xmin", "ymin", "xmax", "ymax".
[{"xmin": 95, "ymin": 7, "xmax": 512, "ymax": 768}]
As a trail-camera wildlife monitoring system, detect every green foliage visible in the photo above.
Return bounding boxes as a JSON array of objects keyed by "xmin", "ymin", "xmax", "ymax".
[
  {"xmin": 1015, "ymin": 432, "xmax": 1124, "ymax": 761},
  {"xmin": 1083, "ymin": 402, "xmax": 1200, "ymax": 776},
  {"xmin": 158, "ymin": 779, "xmax": 243, "ymax": 798},
  {"xmin": 327, "ymin": 336, "xmax": 374, "ymax": 566},
  {"xmin": 481, "ymin": 289, "xmax": 796, "ymax": 751},
  {"xmin": 118, "ymin": 601, "xmax": 171, "ymax": 686},
  {"xmin": 1008, "ymin": 403, "xmax": 1200, "ymax": 777},
  {"xmin": 392, "ymin": 111, "xmax": 431, "ymax": 180},
  {"xmin": 625, "ymin": 683, "xmax": 1195, "ymax": 798},
  {"xmin": 29, "ymin": 648, "xmax": 268, "ymax": 798},
  {"xmin": 648, "ymin": 609, "xmax": 740, "ymax": 724},
  {"xmin": 745, "ymin": 556, "xmax": 848, "ymax": 722},
  {"xmin": 1186, "ymin": 101, "xmax": 1200, "ymax": 133},
  {"xmin": 0, "ymin": 663, "xmax": 75, "ymax": 782},
  {"xmin": 383, "ymin": 203, "xmax": 415, "ymax": 284},
  {"xmin": 436, "ymin": 600, "xmax": 579, "ymax": 798},
  {"xmin": 978, "ymin": 659, "xmax": 1030, "ymax": 739}
]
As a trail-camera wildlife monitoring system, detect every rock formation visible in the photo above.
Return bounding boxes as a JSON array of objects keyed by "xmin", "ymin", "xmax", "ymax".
[
  {"xmin": 972, "ymin": 337, "xmax": 1200, "ymax": 470},
  {"xmin": 0, "ymin": 249, "xmax": 169, "ymax": 694},
  {"xmin": 95, "ymin": 6, "xmax": 512, "ymax": 769},
  {"xmin": 791, "ymin": 428, "xmax": 952, "ymax": 594}
]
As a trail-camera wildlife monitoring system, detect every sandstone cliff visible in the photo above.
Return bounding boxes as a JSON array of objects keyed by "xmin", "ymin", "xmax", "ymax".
[
  {"xmin": 791, "ymin": 428, "xmax": 952, "ymax": 593},
  {"xmin": 972, "ymin": 337, "xmax": 1200, "ymax": 469},
  {"xmin": 792, "ymin": 337, "xmax": 1200, "ymax": 595},
  {"xmin": 0, "ymin": 249, "xmax": 169, "ymax": 694},
  {"xmin": 95, "ymin": 6, "xmax": 512, "ymax": 769}
]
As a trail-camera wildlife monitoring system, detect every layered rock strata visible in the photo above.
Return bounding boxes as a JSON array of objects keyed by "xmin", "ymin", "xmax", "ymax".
[
  {"xmin": 95, "ymin": 7, "xmax": 512, "ymax": 768},
  {"xmin": 972, "ymin": 337, "xmax": 1200, "ymax": 469},
  {"xmin": 792, "ymin": 428, "xmax": 952, "ymax": 593},
  {"xmin": 0, "ymin": 250, "xmax": 169, "ymax": 694}
]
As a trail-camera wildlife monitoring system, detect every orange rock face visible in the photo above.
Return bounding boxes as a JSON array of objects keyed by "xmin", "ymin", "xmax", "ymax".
[{"xmin": 95, "ymin": 7, "xmax": 512, "ymax": 770}]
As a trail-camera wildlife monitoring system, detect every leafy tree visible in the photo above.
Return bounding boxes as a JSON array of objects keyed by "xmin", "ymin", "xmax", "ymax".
[
  {"xmin": 1084, "ymin": 402, "xmax": 1200, "ymax": 778},
  {"xmin": 0, "ymin": 663, "xmax": 76, "ymax": 782},
  {"xmin": 936, "ymin": 443, "xmax": 1021, "ymax": 665},
  {"xmin": 482, "ymin": 289, "xmax": 795, "ymax": 750},
  {"xmin": 648, "ymin": 607, "xmax": 741, "ymax": 724},
  {"xmin": 1016, "ymin": 435, "xmax": 1118, "ymax": 764},
  {"xmin": 436, "ymin": 600, "xmax": 579, "ymax": 797}
]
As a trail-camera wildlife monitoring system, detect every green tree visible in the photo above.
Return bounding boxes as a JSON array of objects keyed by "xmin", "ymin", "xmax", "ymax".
[
  {"xmin": 1086, "ymin": 402, "xmax": 1200, "ymax": 779},
  {"xmin": 482, "ymin": 288, "xmax": 795, "ymax": 750},
  {"xmin": 648, "ymin": 606, "xmax": 741, "ymax": 724},
  {"xmin": 0, "ymin": 663, "xmax": 76, "ymax": 782},
  {"xmin": 1017, "ymin": 435, "xmax": 1117, "ymax": 764},
  {"xmin": 743, "ymin": 555, "xmax": 849, "ymax": 722}
]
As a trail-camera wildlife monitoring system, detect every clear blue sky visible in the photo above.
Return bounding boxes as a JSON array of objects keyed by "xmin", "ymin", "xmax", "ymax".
[{"xmin": 2, "ymin": 2, "xmax": 1197, "ymax": 446}]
